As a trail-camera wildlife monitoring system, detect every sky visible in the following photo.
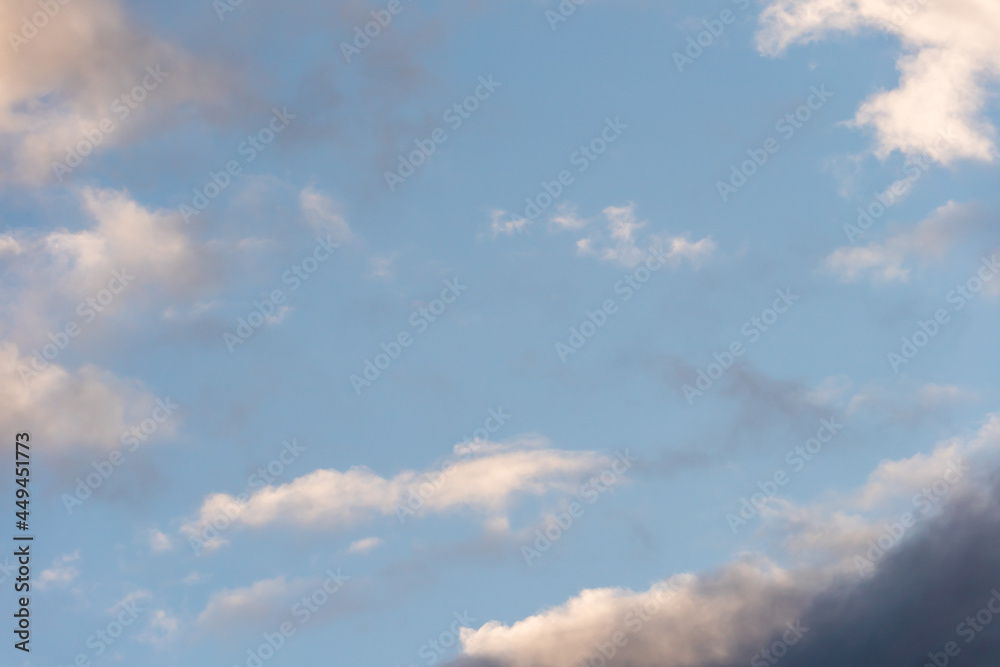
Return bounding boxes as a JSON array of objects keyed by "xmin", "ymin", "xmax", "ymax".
[{"xmin": 1, "ymin": 0, "xmax": 1000, "ymax": 665}]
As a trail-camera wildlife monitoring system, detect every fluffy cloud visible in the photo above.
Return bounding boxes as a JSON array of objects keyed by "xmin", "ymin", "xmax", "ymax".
[
  {"xmin": 458, "ymin": 561, "xmax": 820, "ymax": 667},
  {"xmin": 449, "ymin": 415, "xmax": 1000, "ymax": 667},
  {"xmin": 180, "ymin": 437, "xmax": 610, "ymax": 547},
  {"xmin": 0, "ymin": 0, "xmax": 232, "ymax": 183},
  {"xmin": 0, "ymin": 342, "xmax": 173, "ymax": 451},
  {"xmin": 757, "ymin": 0, "xmax": 1000, "ymax": 163},
  {"xmin": 824, "ymin": 201, "xmax": 980, "ymax": 282},
  {"xmin": 46, "ymin": 188, "xmax": 212, "ymax": 297},
  {"xmin": 0, "ymin": 187, "xmax": 235, "ymax": 345}
]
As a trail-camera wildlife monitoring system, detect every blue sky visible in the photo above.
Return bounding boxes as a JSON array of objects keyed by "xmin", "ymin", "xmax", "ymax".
[{"xmin": 2, "ymin": 0, "xmax": 1000, "ymax": 666}]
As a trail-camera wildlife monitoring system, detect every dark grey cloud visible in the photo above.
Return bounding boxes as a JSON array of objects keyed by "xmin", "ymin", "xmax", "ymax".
[{"xmin": 764, "ymin": 474, "xmax": 1000, "ymax": 667}]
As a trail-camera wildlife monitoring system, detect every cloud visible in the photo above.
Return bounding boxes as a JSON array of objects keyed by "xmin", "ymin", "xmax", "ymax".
[
  {"xmin": 486, "ymin": 203, "xmax": 714, "ymax": 269},
  {"xmin": 300, "ymin": 186, "xmax": 354, "ymax": 243},
  {"xmin": 574, "ymin": 204, "xmax": 716, "ymax": 269},
  {"xmin": 0, "ymin": 187, "xmax": 275, "ymax": 349},
  {"xmin": 180, "ymin": 436, "xmax": 610, "ymax": 545},
  {"xmin": 756, "ymin": 0, "xmax": 1000, "ymax": 163},
  {"xmin": 348, "ymin": 537, "xmax": 383, "ymax": 553},
  {"xmin": 0, "ymin": 235, "xmax": 24, "ymax": 256},
  {"xmin": 46, "ymin": 188, "xmax": 212, "ymax": 297},
  {"xmin": 487, "ymin": 210, "xmax": 531, "ymax": 238},
  {"xmin": 0, "ymin": 0, "xmax": 234, "ymax": 183},
  {"xmin": 548, "ymin": 204, "xmax": 589, "ymax": 231},
  {"xmin": 458, "ymin": 560, "xmax": 819, "ymax": 667},
  {"xmin": 367, "ymin": 254, "xmax": 396, "ymax": 280},
  {"xmin": 137, "ymin": 609, "xmax": 180, "ymax": 646},
  {"xmin": 146, "ymin": 528, "xmax": 172, "ymax": 553},
  {"xmin": 0, "ymin": 342, "xmax": 173, "ymax": 452},
  {"xmin": 37, "ymin": 551, "xmax": 80, "ymax": 589},
  {"xmin": 196, "ymin": 576, "xmax": 304, "ymax": 629},
  {"xmin": 0, "ymin": 187, "xmax": 218, "ymax": 335},
  {"xmin": 449, "ymin": 415, "xmax": 1000, "ymax": 667},
  {"xmin": 824, "ymin": 201, "xmax": 981, "ymax": 282}
]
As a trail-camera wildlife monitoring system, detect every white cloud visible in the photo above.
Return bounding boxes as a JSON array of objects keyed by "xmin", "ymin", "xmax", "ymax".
[
  {"xmin": 762, "ymin": 414, "xmax": 999, "ymax": 559},
  {"xmin": 348, "ymin": 536, "xmax": 383, "ymax": 553},
  {"xmin": 805, "ymin": 374, "xmax": 853, "ymax": 407},
  {"xmin": 0, "ymin": 0, "xmax": 233, "ymax": 183},
  {"xmin": 460, "ymin": 560, "xmax": 822, "ymax": 667},
  {"xmin": 757, "ymin": 0, "xmax": 1000, "ymax": 163},
  {"xmin": 916, "ymin": 382, "xmax": 969, "ymax": 406},
  {"xmin": 0, "ymin": 235, "xmax": 23, "ymax": 256},
  {"xmin": 548, "ymin": 204, "xmax": 589, "ymax": 231},
  {"xmin": 138, "ymin": 609, "xmax": 180, "ymax": 646},
  {"xmin": 575, "ymin": 204, "xmax": 716, "ymax": 269},
  {"xmin": 147, "ymin": 528, "xmax": 172, "ymax": 553},
  {"xmin": 183, "ymin": 572, "xmax": 209, "ymax": 585},
  {"xmin": 300, "ymin": 186, "xmax": 354, "ymax": 243},
  {"xmin": 180, "ymin": 436, "xmax": 610, "ymax": 545},
  {"xmin": 0, "ymin": 342, "xmax": 172, "ymax": 451},
  {"xmin": 0, "ymin": 188, "xmax": 216, "ymax": 337},
  {"xmin": 488, "ymin": 209, "xmax": 531, "ymax": 238},
  {"xmin": 367, "ymin": 254, "xmax": 396, "ymax": 280},
  {"xmin": 37, "ymin": 551, "xmax": 80, "ymax": 589},
  {"xmin": 853, "ymin": 418, "xmax": 995, "ymax": 510},
  {"xmin": 0, "ymin": 187, "xmax": 271, "ymax": 349},
  {"xmin": 47, "ymin": 188, "xmax": 210, "ymax": 296},
  {"xmin": 824, "ymin": 201, "xmax": 978, "ymax": 282},
  {"xmin": 196, "ymin": 575, "xmax": 313, "ymax": 630}
]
